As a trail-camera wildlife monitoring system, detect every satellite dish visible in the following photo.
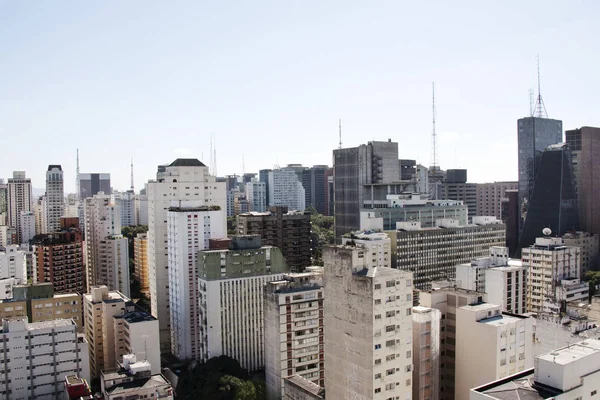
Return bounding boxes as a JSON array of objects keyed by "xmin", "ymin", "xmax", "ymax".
[{"xmin": 542, "ymin": 228, "xmax": 552, "ymax": 236}]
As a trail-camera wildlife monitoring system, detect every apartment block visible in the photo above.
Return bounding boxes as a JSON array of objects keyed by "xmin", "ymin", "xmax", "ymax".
[
  {"xmin": 238, "ymin": 206, "xmax": 311, "ymax": 271},
  {"xmin": 0, "ymin": 318, "xmax": 90, "ymax": 399},
  {"xmin": 562, "ymin": 231, "xmax": 600, "ymax": 277},
  {"xmin": 264, "ymin": 268, "xmax": 324, "ymax": 399},
  {"xmin": 0, "ymin": 244, "xmax": 26, "ymax": 284},
  {"xmin": 268, "ymin": 168, "xmax": 306, "ymax": 212},
  {"xmin": 455, "ymin": 303, "xmax": 534, "ymax": 400},
  {"xmin": 341, "ymin": 230, "xmax": 392, "ymax": 268},
  {"xmin": 438, "ymin": 182, "xmax": 477, "ymax": 218},
  {"xmin": 101, "ymin": 355, "xmax": 174, "ymax": 400},
  {"xmin": 246, "ymin": 180, "xmax": 267, "ymax": 212},
  {"xmin": 475, "ymin": 181, "xmax": 518, "ymax": 220},
  {"xmin": 413, "ymin": 306, "xmax": 441, "ymax": 400},
  {"xmin": 323, "ymin": 245, "xmax": 414, "ymax": 400},
  {"xmin": 198, "ymin": 236, "xmax": 290, "ymax": 371},
  {"xmin": 397, "ymin": 217, "xmax": 506, "ymax": 290},
  {"xmin": 20, "ymin": 210, "xmax": 36, "ymax": 244},
  {"xmin": 46, "ymin": 165, "xmax": 65, "ymax": 233},
  {"xmin": 7, "ymin": 171, "xmax": 32, "ymax": 244},
  {"xmin": 133, "ymin": 232, "xmax": 149, "ymax": 294}
]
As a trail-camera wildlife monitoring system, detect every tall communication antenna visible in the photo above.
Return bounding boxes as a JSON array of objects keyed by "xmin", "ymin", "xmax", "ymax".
[
  {"xmin": 430, "ymin": 82, "xmax": 439, "ymax": 170},
  {"xmin": 534, "ymin": 55, "xmax": 548, "ymax": 118},
  {"xmin": 76, "ymin": 149, "xmax": 80, "ymax": 200},
  {"xmin": 338, "ymin": 119, "xmax": 342, "ymax": 149},
  {"xmin": 130, "ymin": 157, "xmax": 134, "ymax": 191}
]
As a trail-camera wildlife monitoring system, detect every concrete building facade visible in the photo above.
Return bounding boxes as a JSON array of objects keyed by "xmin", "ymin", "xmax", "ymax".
[
  {"xmin": 341, "ymin": 230, "xmax": 392, "ymax": 269},
  {"xmin": 133, "ymin": 232, "xmax": 149, "ymax": 294},
  {"xmin": 562, "ymin": 231, "xmax": 599, "ymax": 277},
  {"xmin": 268, "ymin": 169, "xmax": 306, "ymax": 212},
  {"xmin": 79, "ymin": 173, "xmax": 111, "ymax": 200},
  {"xmin": 413, "ymin": 306, "xmax": 441, "ymax": 400},
  {"xmin": 7, "ymin": 171, "xmax": 32, "ymax": 244},
  {"xmin": 45, "ymin": 165, "xmax": 65, "ymax": 233},
  {"xmin": 475, "ymin": 182, "xmax": 518, "ymax": 221},
  {"xmin": 246, "ymin": 180, "xmax": 267, "ymax": 212}
]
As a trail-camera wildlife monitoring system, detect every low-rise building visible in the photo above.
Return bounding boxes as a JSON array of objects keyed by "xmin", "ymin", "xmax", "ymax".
[
  {"xmin": 342, "ymin": 230, "xmax": 392, "ymax": 268},
  {"xmin": 101, "ymin": 355, "xmax": 174, "ymax": 400},
  {"xmin": 283, "ymin": 375, "xmax": 325, "ymax": 400}
]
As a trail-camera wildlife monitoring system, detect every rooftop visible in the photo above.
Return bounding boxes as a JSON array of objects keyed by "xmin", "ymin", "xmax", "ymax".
[
  {"xmin": 537, "ymin": 339, "xmax": 600, "ymax": 365},
  {"xmin": 104, "ymin": 374, "xmax": 171, "ymax": 395},
  {"xmin": 472, "ymin": 369, "xmax": 558, "ymax": 400},
  {"xmin": 168, "ymin": 158, "xmax": 206, "ymax": 167},
  {"xmin": 122, "ymin": 310, "xmax": 157, "ymax": 324},
  {"xmin": 285, "ymin": 375, "xmax": 325, "ymax": 399}
]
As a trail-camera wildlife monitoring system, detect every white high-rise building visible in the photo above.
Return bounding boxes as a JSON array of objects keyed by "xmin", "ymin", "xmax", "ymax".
[
  {"xmin": 147, "ymin": 158, "xmax": 226, "ymax": 351},
  {"xmin": 0, "ymin": 244, "xmax": 27, "ymax": 283},
  {"xmin": 167, "ymin": 202, "xmax": 225, "ymax": 361},
  {"xmin": 268, "ymin": 169, "xmax": 305, "ymax": 211},
  {"xmin": 114, "ymin": 190, "xmax": 136, "ymax": 227},
  {"xmin": 45, "ymin": 165, "xmax": 65, "ymax": 233},
  {"xmin": 324, "ymin": 244, "xmax": 414, "ymax": 400},
  {"xmin": 84, "ymin": 193, "xmax": 130, "ymax": 295},
  {"xmin": 7, "ymin": 171, "xmax": 32, "ymax": 244},
  {"xmin": 135, "ymin": 191, "xmax": 148, "ymax": 226},
  {"xmin": 342, "ymin": 230, "xmax": 392, "ymax": 268},
  {"xmin": 0, "ymin": 318, "xmax": 90, "ymax": 399},
  {"xmin": 522, "ymin": 237, "xmax": 581, "ymax": 313},
  {"xmin": 33, "ymin": 196, "xmax": 47, "ymax": 235},
  {"xmin": 246, "ymin": 180, "xmax": 267, "ymax": 212},
  {"xmin": 19, "ymin": 210, "xmax": 36, "ymax": 244}
]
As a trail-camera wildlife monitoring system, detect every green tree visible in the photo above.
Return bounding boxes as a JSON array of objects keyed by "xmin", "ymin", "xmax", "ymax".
[
  {"xmin": 584, "ymin": 271, "xmax": 600, "ymax": 298},
  {"xmin": 219, "ymin": 375, "xmax": 257, "ymax": 400},
  {"xmin": 227, "ymin": 216, "xmax": 237, "ymax": 236},
  {"xmin": 307, "ymin": 207, "xmax": 334, "ymax": 265}
]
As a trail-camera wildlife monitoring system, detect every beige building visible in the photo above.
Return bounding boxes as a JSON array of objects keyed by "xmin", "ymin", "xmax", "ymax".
[
  {"xmin": 455, "ymin": 303, "xmax": 534, "ymax": 400},
  {"xmin": 341, "ymin": 230, "xmax": 392, "ymax": 268},
  {"xmin": 413, "ymin": 306, "xmax": 441, "ymax": 400},
  {"xmin": 84, "ymin": 286, "xmax": 160, "ymax": 379},
  {"xmin": 134, "ymin": 232, "xmax": 149, "ymax": 294},
  {"xmin": 264, "ymin": 268, "xmax": 324, "ymax": 399},
  {"xmin": 475, "ymin": 181, "xmax": 518, "ymax": 220},
  {"xmin": 562, "ymin": 231, "xmax": 599, "ymax": 277},
  {"xmin": 324, "ymin": 244, "xmax": 414, "ymax": 400},
  {"xmin": 283, "ymin": 375, "xmax": 325, "ymax": 400}
]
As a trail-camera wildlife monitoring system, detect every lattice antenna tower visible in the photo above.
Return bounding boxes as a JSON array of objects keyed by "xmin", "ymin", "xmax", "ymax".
[
  {"xmin": 130, "ymin": 157, "xmax": 134, "ymax": 191},
  {"xmin": 534, "ymin": 55, "xmax": 548, "ymax": 118},
  {"xmin": 76, "ymin": 149, "xmax": 80, "ymax": 201},
  {"xmin": 430, "ymin": 82, "xmax": 439, "ymax": 171},
  {"xmin": 338, "ymin": 119, "xmax": 342, "ymax": 149}
]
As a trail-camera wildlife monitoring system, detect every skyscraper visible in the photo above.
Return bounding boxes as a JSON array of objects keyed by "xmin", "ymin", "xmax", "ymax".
[
  {"xmin": 7, "ymin": 171, "xmax": 32, "ymax": 244},
  {"xmin": 245, "ymin": 180, "xmax": 267, "ymax": 212},
  {"xmin": 79, "ymin": 173, "xmax": 111, "ymax": 200},
  {"xmin": 268, "ymin": 168, "xmax": 306, "ymax": 211},
  {"xmin": 45, "ymin": 165, "xmax": 65, "ymax": 233},
  {"xmin": 302, "ymin": 165, "xmax": 330, "ymax": 214}
]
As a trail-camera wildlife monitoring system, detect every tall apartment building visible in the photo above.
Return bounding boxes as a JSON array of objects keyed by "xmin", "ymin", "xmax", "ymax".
[
  {"xmin": 114, "ymin": 190, "xmax": 136, "ymax": 227},
  {"xmin": 0, "ymin": 283, "xmax": 83, "ymax": 331},
  {"xmin": 264, "ymin": 268, "xmax": 324, "ymax": 399},
  {"xmin": 83, "ymin": 286, "xmax": 160, "ymax": 379},
  {"xmin": 79, "ymin": 173, "xmax": 111, "ymax": 200},
  {"xmin": 455, "ymin": 303, "xmax": 534, "ymax": 400},
  {"xmin": 476, "ymin": 181, "xmax": 518, "ymax": 220},
  {"xmin": 419, "ymin": 284, "xmax": 487, "ymax": 400},
  {"xmin": 360, "ymin": 193, "xmax": 468, "ymax": 231},
  {"xmin": 237, "ymin": 206, "xmax": 311, "ymax": 270},
  {"xmin": 341, "ymin": 230, "xmax": 392, "ymax": 268},
  {"xmin": 198, "ymin": 236, "xmax": 290, "ymax": 371},
  {"xmin": 133, "ymin": 232, "xmax": 149, "ymax": 294},
  {"xmin": 33, "ymin": 220, "xmax": 85, "ymax": 294},
  {"xmin": 84, "ymin": 193, "xmax": 130, "ymax": 296},
  {"xmin": 268, "ymin": 168, "xmax": 306, "ymax": 211},
  {"xmin": 246, "ymin": 180, "xmax": 267, "ymax": 212},
  {"xmin": 7, "ymin": 170, "xmax": 32, "ymax": 244},
  {"xmin": 522, "ymin": 237, "xmax": 581, "ymax": 313},
  {"xmin": 33, "ymin": 196, "xmax": 47, "ymax": 235},
  {"xmin": 46, "ymin": 165, "xmax": 65, "ymax": 233},
  {"xmin": 562, "ymin": 231, "xmax": 600, "ymax": 277},
  {"xmin": 412, "ymin": 306, "xmax": 441, "ymax": 400},
  {"xmin": 0, "ymin": 318, "xmax": 90, "ymax": 399},
  {"xmin": 19, "ymin": 210, "xmax": 35, "ymax": 244},
  {"xmin": 147, "ymin": 158, "xmax": 226, "ymax": 351},
  {"xmin": 0, "ymin": 226, "xmax": 16, "ymax": 248},
  {"xmin": 167, "ymin": 202, "xmax": 225, "ymax": 361},
  {"xmin": 0, "ymin": 244, "xmax": 27, "ymax": 284},
  {"xmin": 566, "ymin": 126, "xmax": 600, "ymax": 235},
  {"xmin": 135, "ymin": 191, "xmax": 148, "ymax": 226},
  {"xmin": 396, "ymin": 217, "xmax": 506, "ymax": 290},
  {"xmin": 323, "ymin": 245, "xmax": 414, "ymax": 400}
]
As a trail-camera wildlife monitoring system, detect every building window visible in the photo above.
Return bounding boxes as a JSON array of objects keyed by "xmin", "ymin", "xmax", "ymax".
[
  {"xmin": 375, "ymin": 344, "xmax": 381, "ymax": 350},
  {"xmin": 375, "ymin": 373, "xmax": 381, "ymax": 379},
  {"xmin": 375, "ymin": 388, "xmax": 381, "ymax": 394},
  {"xmin": 592, "ymin": 391, "xmax": 597, "ymax": 397},
  {"xmin": 375, "ymin": 284, "xmax": 381, "ymax": 290}
]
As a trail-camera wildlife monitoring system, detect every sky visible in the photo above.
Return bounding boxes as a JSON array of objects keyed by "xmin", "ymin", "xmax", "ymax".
[{"xmin": 1, "ymin": 1, "xmax": 599, "ymax": 194}]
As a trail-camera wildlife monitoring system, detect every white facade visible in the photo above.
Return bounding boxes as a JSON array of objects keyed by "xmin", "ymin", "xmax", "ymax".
[
  {"xmin": 135, "ymin": 193, "xmax": 148, "ymax": 226},
  {"xmin": 268, "ymin": 169, "xmax": 306, "ymax": 211},
  {"xmin": 167, "ymin": 203, "xmax": 225, "ymax": 360},
  {"xmin": 455, "ymin": 246, "xmax": 510, "ymax": 292},
  {"xmin": 45, "ymin": 165, "xmax": 65, "ymax": 233},
  {"xmin": 485, "ymin": 265, "xmax": 527, "ymax": 315},
  {"xmin": 0, "ymin": 277, "xmax": 18, "ymax": 299},
  {"xmin": 7, "ymin": 171, "xmax": 32, "ymax": 244},
  {"xmin": 556, "ymin": 279, "xmax": 589, "ymax": 304},
  {"xmin": 0, "ymin": 244, "xmax": 27, "ymax": 283},
  {"xmin": 19, "ymin": 210, "xmax": 36, "ymax": 244},
  {"xmin": 115, "ymin": 190, "xmax": 136, "ymax": 227},
  {"xmin": 147, "ymin": 159, "xmax": 226, "ymax": 351},
  {"xmin": 246, "ymin": 181, "xmax": 267, "ymax": 212},
  {"xmin": 0, "ymin": 318, "xmax": 90, "ymax": 400},
  {"xmin": 455, "ymin": 303, "xmax": 534, "ymax": 400},
  {"xmin": 33, "ymin": 196, "xmax": 47, "ymax": 235},
  {"xmin": 413, "ymin": 306, "xmax": 441, "ymax": 400},
  {"xmin": 562, "ymin": 231, "xmax": 600, "ymax": 278},
  {"xmin": 103, "ymin": 235, "xmax": 130, "ymax": 297},
  {"xmin": 523, "ymin": 237, "xmax": 581, "ymax": 313},
  {"xmin": 341, "ymin": 231, "xmax": 392, "ymax": 268},
  {"xmin": 323, "ymin": 245, "xmax": 414, "ymax": 400}
]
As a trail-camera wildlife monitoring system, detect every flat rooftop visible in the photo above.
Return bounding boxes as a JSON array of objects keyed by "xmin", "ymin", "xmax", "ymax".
[
  {"xmin": 104, "ymin": 374, "xmax": 171, "ymax": 395},
  {"xmin": 537, "ymin": 339, "xmax": 600, "ymax": 365},
  {"xmin": 285, "ymin": 375, "xmax": 324, "ymax": 398},
  {"xmin": 472, "ymin": 369, "xmax": 559, "ymax": 400}
]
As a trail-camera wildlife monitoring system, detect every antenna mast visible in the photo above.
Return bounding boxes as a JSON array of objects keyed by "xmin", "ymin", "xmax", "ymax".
[
  {"xmin": 76, "ymin": 149, "xmax": 80, "ymax": 200},
  {"xmin": 430, "ymin": 82, "xmax": 439, "ymax": 170},
  {"xmin": 534, "ymin": 55, "xmax": 548, "ymax": 118},
  {"xmin": 338, "ymin": 119, "xmax": 342, "ymax": 149},
  {"xmin": 130, "ymin": 157, "xmax": 134, "ymax": 191}
]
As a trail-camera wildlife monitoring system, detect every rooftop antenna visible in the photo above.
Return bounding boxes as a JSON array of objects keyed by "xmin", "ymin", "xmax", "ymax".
[
  {"xmin": 76, "ymin": 149, "xmax": 80, "ymax": 201},
  {"xmin": 338, "ymin": 119, "xmax": 342, "ymax": 149},
  {"xmin": 430, "ymin": 82, "xmax": 439, "ymax": 170},
  {"xmin": 130, "ymin": 157, "xmax": 134, "ymax": 191},
  {"xmin": 534, "ymin": 55, "xmax": 548, "ymax": 118}
]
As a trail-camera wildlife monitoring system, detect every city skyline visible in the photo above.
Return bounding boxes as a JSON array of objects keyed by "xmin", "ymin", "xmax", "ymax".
[{"xmin": 2, "ymin": 2, "xmax": 600, "ymax": 192}]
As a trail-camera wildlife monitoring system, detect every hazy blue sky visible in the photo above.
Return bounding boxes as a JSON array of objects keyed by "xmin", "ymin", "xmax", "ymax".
[{"xmin": 1, "ymin": 1, "xmax": 599, "ymax": 193}]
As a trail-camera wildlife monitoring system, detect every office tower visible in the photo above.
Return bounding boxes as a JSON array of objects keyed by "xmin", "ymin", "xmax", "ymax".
[
  {"xmin": 412, "ymin": 306, "xmax": 441, "ymax": 400},
  {"xmin": 100, "ymin": 355, "xmax": 174, "ymax": 399},
  {"xmin": 147, "ymin": 158, "xmax": 226, "ymax": 351},
  {"xmin": 341, "ymin": 230, "xmax": 392, "ymax": 268},
  {"xmin": 438, "ymin": 169, "xmax": 477, "ymax": 218},
  {"xmin": 45, "ymin": 165, "xmax": 65, "ymax": 233},
  {"xmin": 84, "ymin": 193, "xmax": 130, "ymax": 296},
  {"xmin": 0, "ymin": 283, "xmax": 83, "ymax": 331},
  {"xmin": 198, "ymin": 236, "xmax": 289, "ymax": 371},
  {"xmin": 115, "ymin": 190, "xmax": 136, "ymax": 227},
  {"xmin": 396, "ymin": 217, "xmax": 506, "ymax": 290},
  {"xmin": 471, "ymin": 339, "xmax": 600, "ymax": 400},
  {"xmin": 79, "ymin": 173, "xmax": 111, "ymax": 199},
  {"xmin": 323, "ymin": 245, "xmax": 414, "ymax": 400},
  {"xmin": 7, "ymin": 170, "xmax": 32, "ymax": 244},
  {"xmin": 32, "ymin": 219, "xmax": 85, "ymax": 294},
  {"xmin": 0, "ymin": 318, "xmax": 90, "ymax": 399},
  {"xmin": 167, "ymin": 202, "xmax": 225, "ymax": 361},
  {"xmin": 237, "ymin": 206, "xmax": 311, "ymax": 270},
  {"xmin": 360, "ymin": 194, "xmax": 468, "ymax": 231},
  {"xmin": 566, "ymin": 127, "xmax": 600, "ymax": 235},
  {"xmin": 455, "ymin": 303, "xmax": 534, "ymax": 400},
  {"xmin": 517, "ymin": 144, "xmax": 579, "ymax": 255},
  {"xmin": 243, "ymin": 172, "xmax": 257, "ymax": 183},
  {"xmin": 302, "ymin": 165, "xmax": 330, "ymax": 214},
  {"xmin": 419, "ymin": 284, "xmax": 487, "ymax": 400},
  {"xmin": 517, "ymin": 116, "xmax": 562, "ymax": 227},
  {"xmin": 501, "ymin": 190, "xmax": 519, "ymax": 257},
  {"xmin": 0, "ymin": 244, "xmax": 27, "ymax": 284},
  {"xmin": 259, "ymin": 168, "xmax": 272, "ymax": 205},
  {"xmin": 135, "ymin": 191, "xmax": 148, "ymax": 226},
  {"xmin": 268, "ymin": 168, "xmax": 306, "ymax": 211},
  {"xmin": 264, "ymin": 268, "xmax": 324, "ymax": 399},
  {"xmin": 84, "ymin": 286, "xmax": 160, "ymax": 379},
  {"xmin": 134, "ymin": 232, "xmax": 149, "ymax": 294},
  {"xmin": 522, "ymin": 236, "xmax": 580, "ymax": 313},
  {"xmin": 33, "ymin": 196, "xmax": 47, "ymax": 235},
  {"xmin": 562, "ymin": 231, "xmax": 600, "ymax": 277},
  {"xmin": 246, "ymin": 180, "xmax": 267, "ymax": 212},
  {"xmin": 324, "ymin": 169, "xmax": 333, "ymax": 216},
  {"xmin": 476, "ymin": 181, "xmax": 518, "ymax": 220},
  {"xmin": 19, "ymin": 210, "xmax": 35, "ymax": 244}
]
